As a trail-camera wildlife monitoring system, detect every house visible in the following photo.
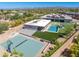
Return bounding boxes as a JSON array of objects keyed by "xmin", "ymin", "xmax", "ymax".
[
  {"xmin": 23, "ymin": 19, "xmax": 51, "ymax": 30},
  {"xmin": 63, "ymin": 12, "xmax": 79, "ymax": 20},
  {"xmin": 41, "ymin": 14, "xmax": 72, "ymax": 22}
]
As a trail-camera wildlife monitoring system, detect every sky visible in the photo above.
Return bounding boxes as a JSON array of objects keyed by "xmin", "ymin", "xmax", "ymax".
[{"xmin": 0, "ymin": 2, "xmax": 79, "ymax": 9}]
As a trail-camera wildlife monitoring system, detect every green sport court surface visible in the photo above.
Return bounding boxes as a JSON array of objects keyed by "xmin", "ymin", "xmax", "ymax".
[{"xmin": 1, "ymin": 33, "xmax": 45, "ymax": 57}]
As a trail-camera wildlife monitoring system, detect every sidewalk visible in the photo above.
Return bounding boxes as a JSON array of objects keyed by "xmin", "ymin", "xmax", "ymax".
[{"xmin": 51, "ymin": 30, "xmax": 79, "ymax": 57}]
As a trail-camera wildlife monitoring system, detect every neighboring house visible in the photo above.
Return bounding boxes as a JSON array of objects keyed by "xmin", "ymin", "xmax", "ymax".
[
  {"xmin": 41, "ymin": 14, "xmax": 72, "ymax": 22},
  {"xmin": 63, "ymin": 12, "xmax": 79, "ymax": 20}
]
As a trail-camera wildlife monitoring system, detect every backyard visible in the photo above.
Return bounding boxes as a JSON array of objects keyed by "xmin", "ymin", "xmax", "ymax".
[{"xmin": 33, "ymin": 23, "xmax": 75, "ymax": 42}]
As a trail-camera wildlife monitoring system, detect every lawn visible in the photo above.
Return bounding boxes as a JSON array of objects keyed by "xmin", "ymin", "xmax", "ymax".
[
  {"xmin": 33, "ymin": 31, "xmax": 59, "ymax": 42},
  {"xmin": 58, "ymin": 23, "xmax": 75, "ymax": 35}
]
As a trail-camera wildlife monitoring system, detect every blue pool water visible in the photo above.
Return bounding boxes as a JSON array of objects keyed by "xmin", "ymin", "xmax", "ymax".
[
  {"xmin": 1, "ymin": 34, "xmax": 44, "ymax": 57},
  {"xmin": 48, "ymin": 25, "xmax": 58, "ymax": 32}
]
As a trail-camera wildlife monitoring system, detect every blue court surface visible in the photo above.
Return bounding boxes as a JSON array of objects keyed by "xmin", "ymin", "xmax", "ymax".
[{"xmin": 1, "ymin": 34, "xmax": 44, "ymax": 57}]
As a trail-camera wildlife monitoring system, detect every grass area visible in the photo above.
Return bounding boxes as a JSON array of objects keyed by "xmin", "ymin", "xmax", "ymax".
[
  {"xmin": 64, "ymin": 23, "xmax": 74, "ymax": 29},
  {"xmin": 33, "ymin": 31, "xmax": 59, "ymax": 42},
  {"xmin": 58, "ymin": 23, "xmax": 75, "ymax": 36}
]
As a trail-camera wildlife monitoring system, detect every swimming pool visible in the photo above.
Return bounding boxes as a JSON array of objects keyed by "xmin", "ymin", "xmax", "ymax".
[
  {"xmin": 1, "ymin": 34, "xmax": 44, "ymax": 57},
  {"xmin": 48, "ymin": 25, "xmax": 58, "ymax": 32}
]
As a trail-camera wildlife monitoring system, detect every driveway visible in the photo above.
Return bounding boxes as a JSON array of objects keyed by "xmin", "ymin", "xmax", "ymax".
[{"xmin": 19, "ymin": 28, "xmax": 37, "ymax": 36}]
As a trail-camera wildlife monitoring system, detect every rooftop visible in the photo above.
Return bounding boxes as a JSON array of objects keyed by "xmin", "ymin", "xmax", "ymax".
[
  {"xmin": 41, "ymin": 14, "xmax": 72, "ymax": 20},
  {"xmin": 24, "ymin": 19, "xmax": 51, "ymax": 27},
  {"xmin": 65, "ymin": 12, "xmax": 79, "ymax": 15}
]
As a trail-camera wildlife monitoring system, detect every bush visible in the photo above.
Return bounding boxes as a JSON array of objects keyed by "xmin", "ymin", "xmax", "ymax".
[
  {"xmin": 3, "ymin": 52, "xmax": 9, "ymax": 57},
  {"xmin": 0, "ymin": 22, "xmax": 9, "ymax": 34},
  {"xmin": 9, "ymin": 19, "xmax": 23, "ymax": 27},
  {"xmin": 12, "ymin": 49, "xmax": 23, "ymax": 57}
]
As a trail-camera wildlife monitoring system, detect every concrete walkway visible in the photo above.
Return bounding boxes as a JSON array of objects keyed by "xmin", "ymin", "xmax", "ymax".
[{"xmin": 51, "ymin": 30, "xmax": 79, "ymax": 57}]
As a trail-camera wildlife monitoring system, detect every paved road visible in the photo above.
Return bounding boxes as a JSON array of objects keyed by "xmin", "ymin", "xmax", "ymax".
[{"xmin": 51, "ymin": 30, "xmax": 79, "ymax": 57}]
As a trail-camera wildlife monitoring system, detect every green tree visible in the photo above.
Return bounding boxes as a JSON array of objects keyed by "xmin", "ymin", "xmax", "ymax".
[
  {"xmin": 0, "ymin": 22, "xmax": 9, "ymax": 34},
  {"xmin": 74, "ymin": 23, "xmax": 77, "ymax": 31},
  {"xmin": 70, "ymin": 43, "xmax": 79, "ymax": 57},
  {"xmin": 9, "ymin": 19, "xmax": 23, "ymax": 27}
]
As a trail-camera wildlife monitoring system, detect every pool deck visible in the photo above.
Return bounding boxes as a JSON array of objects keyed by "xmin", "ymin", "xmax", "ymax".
[
  {"xmin": 42, "ymin": 22, "xmax": 61, "ymax": 32},
  {"xmin": 42, "ymin": 22, "xmax": 52, "ymax": 32}
]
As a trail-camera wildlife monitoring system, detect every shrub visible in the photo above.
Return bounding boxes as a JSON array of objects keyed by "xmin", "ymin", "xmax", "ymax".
[
  {"xmin": 0, "ymin": 22, "xmax": 9, "ymax": 34},
  {"xmin": 3, "ymin": 52, "xmax": 9, "ymax": 57},
  {"xmin": 11, "ymin": 49, "xmax": 23, "ymax": 57}
]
